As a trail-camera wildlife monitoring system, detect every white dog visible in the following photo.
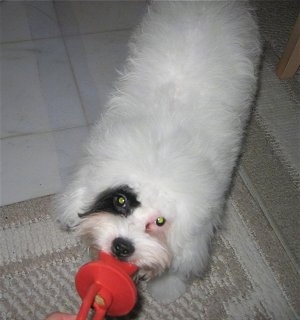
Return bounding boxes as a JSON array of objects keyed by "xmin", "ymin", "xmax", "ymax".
[{"xmin": 57, "ymin": 0, "xmax": 260, "ymax": 306}]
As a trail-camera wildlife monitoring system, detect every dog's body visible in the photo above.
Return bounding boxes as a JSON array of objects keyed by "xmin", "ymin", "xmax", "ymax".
[{"xmin": 57, "ymin": 1, "xmax": 260, "ymax": 304}]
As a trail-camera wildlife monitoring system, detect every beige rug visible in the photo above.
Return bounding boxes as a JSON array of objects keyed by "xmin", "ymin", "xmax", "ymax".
[
  {"xmin": 1, "ymin": 153, "xmax": 299, "ymax": 319},
  {"xmin": 1, "ymin": 1, "xmax": 299, "ymax": 319}
]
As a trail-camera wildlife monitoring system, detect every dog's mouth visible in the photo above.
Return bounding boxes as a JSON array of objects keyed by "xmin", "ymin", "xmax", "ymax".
[{"xmin": 88, "ymin": 244, "xmax": 170, "ymax": 283}]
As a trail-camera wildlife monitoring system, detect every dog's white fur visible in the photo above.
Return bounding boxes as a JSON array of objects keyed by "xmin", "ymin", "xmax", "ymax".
[{"xmin": 57, "ymin": 1, "xmax": 260, "ymax": 303}]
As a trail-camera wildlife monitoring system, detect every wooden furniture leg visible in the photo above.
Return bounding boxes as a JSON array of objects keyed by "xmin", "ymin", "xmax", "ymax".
[{"xmin": 276, "ymin": 13, "xmax": 300, "ymax": 80}]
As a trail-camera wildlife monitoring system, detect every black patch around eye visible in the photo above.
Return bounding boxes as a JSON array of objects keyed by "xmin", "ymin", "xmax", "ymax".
[{"xmin": 78, "ymin": 185, "xmax": 140, "ymax": 218}]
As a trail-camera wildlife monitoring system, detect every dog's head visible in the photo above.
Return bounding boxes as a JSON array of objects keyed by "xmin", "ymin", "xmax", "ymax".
[{"xmin": 74, "ymin": 184, "xmax": 174, "ymax": 280}]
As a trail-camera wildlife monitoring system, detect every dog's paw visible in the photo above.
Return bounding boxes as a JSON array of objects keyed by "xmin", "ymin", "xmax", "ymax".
[{"xmin": 147, "ymin": 272, "xmax": 186, "ymax": 304}]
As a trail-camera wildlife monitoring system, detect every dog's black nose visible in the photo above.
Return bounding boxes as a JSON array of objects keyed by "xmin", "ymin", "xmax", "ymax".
[{"xmin": 112, "ymin": 237, "xmax": 135, "ymax": 259}]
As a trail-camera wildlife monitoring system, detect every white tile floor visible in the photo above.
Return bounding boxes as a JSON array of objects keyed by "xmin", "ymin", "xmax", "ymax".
[{"xmin": 0, "ymin": 1, "xmax": 147, "ymax": 206}]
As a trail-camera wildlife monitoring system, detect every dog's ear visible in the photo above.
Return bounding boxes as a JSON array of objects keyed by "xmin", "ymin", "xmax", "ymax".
[{"xmin": 54, "ymin": 181, "xmax": 87, "ymax": 230}]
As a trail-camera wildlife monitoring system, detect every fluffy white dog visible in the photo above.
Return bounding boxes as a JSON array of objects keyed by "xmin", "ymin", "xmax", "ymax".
[{"xmin": 57, "ymin": 0, "xmax": 260, "ymax": 306}]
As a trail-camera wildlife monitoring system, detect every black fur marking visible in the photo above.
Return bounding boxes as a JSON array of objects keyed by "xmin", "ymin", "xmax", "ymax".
[
  {"xmin": 105, "ymin": 291, "xmax": 143, "ymax": 320},
  {"xmin": 78, "ymin": 185, "xmax": 140, "ymax": 218}
]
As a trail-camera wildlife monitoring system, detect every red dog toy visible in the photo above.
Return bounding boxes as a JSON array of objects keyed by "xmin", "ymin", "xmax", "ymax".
[{"xmin": 75, "ymin": 251, "xmax": 138, "ymax": 320}]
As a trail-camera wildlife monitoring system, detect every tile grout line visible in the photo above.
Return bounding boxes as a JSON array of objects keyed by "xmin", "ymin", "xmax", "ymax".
[
  {"xmin": 0, "ymin": 28, "xmax": 134, "ymax": 46},
  {"xmin": 53, "ymin": 1, "xmax": 90, "ymax": 127},
  {"xmin": 0, "ymin": 124, "xmax": 90, "ymax": 141}
]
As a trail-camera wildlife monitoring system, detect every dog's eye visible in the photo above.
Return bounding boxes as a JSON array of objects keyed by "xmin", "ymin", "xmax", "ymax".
[
  {"xmin": 114, "ymin": 194, "xmax": 127, "ymax": 208},
  {"xmin": 155, "ymin": 217, "xmax": 166, "ymax": 227}
]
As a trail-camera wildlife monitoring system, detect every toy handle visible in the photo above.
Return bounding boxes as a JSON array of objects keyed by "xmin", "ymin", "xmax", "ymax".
[{"xmin": 76, "ymin": 282, "xmax": 111, "ymax": 320}]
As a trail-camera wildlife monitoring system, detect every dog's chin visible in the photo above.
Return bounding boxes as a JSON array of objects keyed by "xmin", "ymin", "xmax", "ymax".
[{"xmin": 76, "ymin": 215, "xmax": 172, "ymax": 281}]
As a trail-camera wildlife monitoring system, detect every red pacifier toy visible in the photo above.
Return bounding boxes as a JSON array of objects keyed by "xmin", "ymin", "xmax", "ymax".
[{"xmin": 75, "ymin": 251, "xmax": 138, "ymax": 320}]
